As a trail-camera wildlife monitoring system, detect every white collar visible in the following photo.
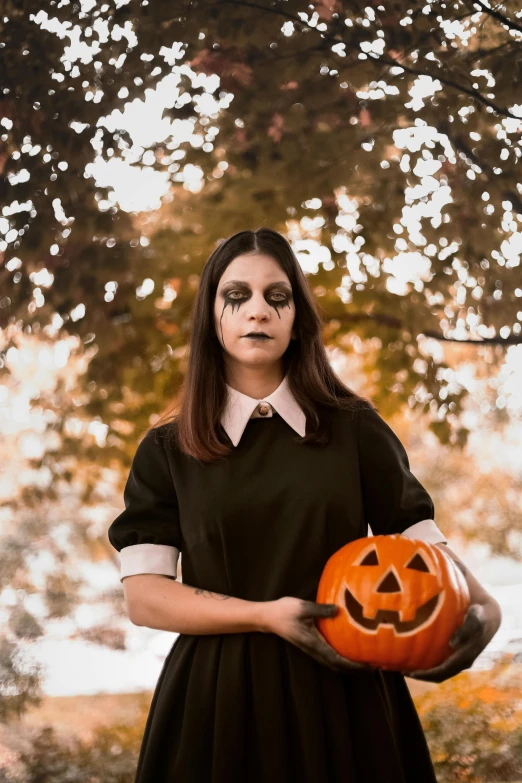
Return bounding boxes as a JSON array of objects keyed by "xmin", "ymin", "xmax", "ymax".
[{"xmin": 221, "ymin": 374, "xmax": 306, "ymax": 446}]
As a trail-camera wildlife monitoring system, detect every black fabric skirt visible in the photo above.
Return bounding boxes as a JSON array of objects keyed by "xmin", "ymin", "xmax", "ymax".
[{"xmin": 133, "ymin": 632, "xmax": 437, "ymax": 783}]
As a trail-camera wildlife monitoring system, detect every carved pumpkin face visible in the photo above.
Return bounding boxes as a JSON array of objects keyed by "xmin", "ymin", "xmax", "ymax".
[{"xmin": 316, "ymin": 535, "xmax": 470, "ymax": 672}]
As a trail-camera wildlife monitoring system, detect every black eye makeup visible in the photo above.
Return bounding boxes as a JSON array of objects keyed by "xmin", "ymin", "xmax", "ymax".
[
  {"xmin": 218, "ymin": 280, "xmax": 293, "ymax": 317},
  {"xmin": 219, "ymin": 280, "xmax": 292, "ymax": 297},
  {"xmin": 226, "ymin": 289, "xmax": 288, "ymax": 306}
]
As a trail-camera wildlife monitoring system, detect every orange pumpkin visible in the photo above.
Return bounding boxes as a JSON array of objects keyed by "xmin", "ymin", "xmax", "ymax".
[{"xmin": 316, "ymin": 535, "xmax": 470, "ymax": 672}]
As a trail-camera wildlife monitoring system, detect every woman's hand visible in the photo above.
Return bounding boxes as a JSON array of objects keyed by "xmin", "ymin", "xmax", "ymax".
[
  {"xmin": 401, "ymin": 598, "xmax": 502, "ymax": 683},
  {"xmin": 265, "ymin": 597, "xmax": 375, "ymax": 674}
]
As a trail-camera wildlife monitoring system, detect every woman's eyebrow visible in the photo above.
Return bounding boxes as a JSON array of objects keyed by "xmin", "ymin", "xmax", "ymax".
[{"xmin": 220, "ymin": 279, "xmax": 292, "ymax": 291}]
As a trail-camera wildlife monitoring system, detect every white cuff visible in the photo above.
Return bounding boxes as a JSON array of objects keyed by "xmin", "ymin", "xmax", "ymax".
[
  {"xmin": 401, "ymin": 519, "xmax": 448, "ymax": 544},
  {"xmin": 119, "ymin": 543, "xmax": 180, "ymax": 583}
]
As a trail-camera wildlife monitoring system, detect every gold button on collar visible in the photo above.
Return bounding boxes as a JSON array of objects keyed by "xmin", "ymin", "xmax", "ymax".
[{"xmin": 258, "ymin": 403, "xmax": 271, "ymax": 416}]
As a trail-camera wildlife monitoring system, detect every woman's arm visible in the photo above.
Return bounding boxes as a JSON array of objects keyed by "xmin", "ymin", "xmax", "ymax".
[
  {"xmin": 436, "ymin": 542, "xmax": 502, "ymax": 609},
  {"xmin": 401, "ymin": 542, "xmax": 503, "ymax": 682},
  {"xmin": 123, "ymin": 574, "xmax": 272, "ymax": 634}
]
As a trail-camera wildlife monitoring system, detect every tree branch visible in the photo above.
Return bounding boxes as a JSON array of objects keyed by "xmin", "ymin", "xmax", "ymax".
[
  {"xmin": 470, "ymin": 0, "xmax": 522, "ymax": 34},
  {"xmin": 436, "ymin": 120, "xmax": 498, "ymax": 177},
  {"xmin": 216, "ymin": 0, "xmax": 520, "ymax": 120},
  {"xmin": 373, "ymin": 54, "xmax": 519, "ymax": 120},
  {"xmin": 333, "ymin": 312, "xmax": 522, "ymax": 345},
  {"xmin": 422, "ymin": 330, "xmax": 522, "ymax": 345}
]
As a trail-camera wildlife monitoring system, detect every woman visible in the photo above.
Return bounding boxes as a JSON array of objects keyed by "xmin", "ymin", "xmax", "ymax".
[{"xmin": 108, "ymin": 227, "xmax": 502, "ymax": 783}]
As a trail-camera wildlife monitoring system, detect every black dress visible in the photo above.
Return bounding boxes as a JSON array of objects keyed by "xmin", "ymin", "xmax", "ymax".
[{"xmin": 108, "ymin": 404, "xmax": 440, "ymax": 783}]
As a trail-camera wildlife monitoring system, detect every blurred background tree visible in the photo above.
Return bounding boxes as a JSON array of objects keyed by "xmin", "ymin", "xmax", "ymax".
[
  {"xmin": 0, "ymin": 0, "xmax": 521, "ymax": 739},
  {"xmin": 2, "ymin": 0, "xmax": 521, "ymax": 456}
]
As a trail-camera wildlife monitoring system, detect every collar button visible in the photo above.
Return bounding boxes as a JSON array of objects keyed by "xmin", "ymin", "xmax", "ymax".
[{"xmin": 258, "ymin": 403, "xmax": 271, "ymax": 416}]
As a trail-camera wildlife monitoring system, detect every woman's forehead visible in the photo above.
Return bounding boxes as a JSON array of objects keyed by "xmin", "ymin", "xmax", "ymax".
[{"xmin": 219, "ymin": 253, "xmax": 290, "ymax": 285}]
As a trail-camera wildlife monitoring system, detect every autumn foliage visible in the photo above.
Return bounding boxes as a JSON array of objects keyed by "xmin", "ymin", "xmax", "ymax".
[{"xmin": 412, "ymin": 654, "xmax": 522, "ymax": 782}]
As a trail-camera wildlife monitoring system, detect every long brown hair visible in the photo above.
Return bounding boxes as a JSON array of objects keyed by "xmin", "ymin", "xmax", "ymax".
[{"xmin": 150, "ymin": 227, "xmax": 375, "ymax": 463}]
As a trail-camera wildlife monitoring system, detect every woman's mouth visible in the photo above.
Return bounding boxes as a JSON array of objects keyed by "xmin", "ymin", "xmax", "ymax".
[{"xmin": 243, "ymin": 334, "xmax": 272, "ymax": 341}]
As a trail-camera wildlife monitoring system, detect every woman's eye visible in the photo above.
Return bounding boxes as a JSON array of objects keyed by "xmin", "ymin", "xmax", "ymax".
[{"xmin": 226, "ymin": 291, "xmax": 287, "ymax": 302}]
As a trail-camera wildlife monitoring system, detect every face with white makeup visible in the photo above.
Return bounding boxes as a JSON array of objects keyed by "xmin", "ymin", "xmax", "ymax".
[{"xmin": 213, "ymin": 252, "xmax": 297, "ymax": 398}]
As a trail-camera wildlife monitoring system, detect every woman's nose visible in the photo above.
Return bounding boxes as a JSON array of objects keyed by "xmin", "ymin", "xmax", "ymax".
[{"xmin": 246, "ymin": 293, "xmax": 271, "ymax": 317}]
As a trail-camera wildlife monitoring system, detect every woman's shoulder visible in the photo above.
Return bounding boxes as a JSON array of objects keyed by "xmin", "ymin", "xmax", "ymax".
[
  {"xmin": 132, "ymin": 420, "xmax": 180, "ymax": 460},
  {"xmin": 150, "ymin": 419, "xmax": 179, "ymax": 446},
  {"xmin": 323, "ymin": 398, "xmax": 378, "ymax": 425}
]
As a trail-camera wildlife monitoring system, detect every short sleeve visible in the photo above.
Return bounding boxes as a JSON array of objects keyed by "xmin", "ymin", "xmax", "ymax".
[
  {"xmin": 108, "ymin": 428, "xmax": 182, "ymax": 583},
  {"xmin": 356, "ymin": 407, "xmax": 447, "ymax": 544}
]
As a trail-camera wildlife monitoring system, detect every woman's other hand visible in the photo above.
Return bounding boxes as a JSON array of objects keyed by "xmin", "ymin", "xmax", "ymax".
[
  {"xmin": 402, "ymin": 599, "xmax": 502, "ymax": 683},
  {"xmin": 402, "ymin": 543, "xmax": 503, "ymax": 683}
]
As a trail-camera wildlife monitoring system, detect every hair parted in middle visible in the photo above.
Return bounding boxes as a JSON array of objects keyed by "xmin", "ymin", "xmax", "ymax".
[{"xmin": 150, "ymin": 226, "xmax": 375, "ymax": 464}]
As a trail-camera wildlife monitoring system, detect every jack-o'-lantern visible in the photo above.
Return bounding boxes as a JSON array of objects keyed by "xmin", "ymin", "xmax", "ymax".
[{"xmin": 316, "ymin": 535, "xmax": 470, "ymax": 672}]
